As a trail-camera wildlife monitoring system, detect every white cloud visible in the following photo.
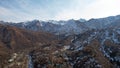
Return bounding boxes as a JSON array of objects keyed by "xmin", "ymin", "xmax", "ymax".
[
  {"xmin": 0, "ymin": 6, "xmax": 33, "ymax": 22},
  {"xmin": 0, "ymin": 0, "xmax": 120, "ymax": 22},
  {"xmin": 0, "ymin": 7, "xmax": 13, "ymax": 16},
  {"xmin": 54, "ymin": 0, "xmax": 120, "ymax": 20},
  {"xmin": 54, "ymin": 10, "xmax": 80, "ymax": 20},
  {"xmin": 0, "ymin": 6, "xmax": 50, "ymax": 22},
  {"xmin": 81, "ymin": 0, "xmax": 120, "ymax": 19}
]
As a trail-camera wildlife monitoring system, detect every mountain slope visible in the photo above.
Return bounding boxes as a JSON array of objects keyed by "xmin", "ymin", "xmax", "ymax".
[
  {"xmin": 27, "ymin": 28, "xmax": 120, "ymax": 68},
  {"xmin": 0, "ymin": 24, "xmax": 58, "ymax": 68}
]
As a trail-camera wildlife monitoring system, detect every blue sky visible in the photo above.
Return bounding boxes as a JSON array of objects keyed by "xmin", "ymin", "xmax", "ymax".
[{"xmin": 0, "ymin": 0, "xmax": 120, "ymax": 22}]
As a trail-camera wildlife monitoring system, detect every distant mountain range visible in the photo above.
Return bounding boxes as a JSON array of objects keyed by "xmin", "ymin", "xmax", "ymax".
[{"xmin": 1, "ymin": 15, "xmax": 120, "ymax": 35}]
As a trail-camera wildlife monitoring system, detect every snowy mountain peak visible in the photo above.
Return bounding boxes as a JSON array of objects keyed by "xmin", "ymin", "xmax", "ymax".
[{"xmin": 79, "ymin": 18, "xmax": 86, "ymax": 22}]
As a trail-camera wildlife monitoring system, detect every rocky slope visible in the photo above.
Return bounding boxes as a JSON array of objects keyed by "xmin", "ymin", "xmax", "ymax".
[
  {"xmin": 27, "ymin": 28, "xmax": 120, "ymax": 68},
  {"xmin": 0, "ymin": 24, "xmax": 58, "ymax": 68}
]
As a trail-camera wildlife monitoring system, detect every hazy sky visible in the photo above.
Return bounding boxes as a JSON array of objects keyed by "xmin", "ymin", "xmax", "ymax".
[{"xmin": 0, "ymin": 0, "xmax": 120, "ymax": 22}]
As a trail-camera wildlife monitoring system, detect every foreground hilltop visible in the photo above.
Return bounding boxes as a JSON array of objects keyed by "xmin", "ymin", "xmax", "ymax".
[{"xmin": 0, "ymin": 24, "xmax": 58, "ymax": 68}]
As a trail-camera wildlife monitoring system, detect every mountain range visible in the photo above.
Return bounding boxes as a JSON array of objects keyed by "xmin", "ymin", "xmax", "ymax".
[
  {"xmin": 0, "ymin": 15, "xmax": 120, "ymax": 68},
  {"xmin": 1, "ymin": 15, "xmax": 120, "ymax": 34}
]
